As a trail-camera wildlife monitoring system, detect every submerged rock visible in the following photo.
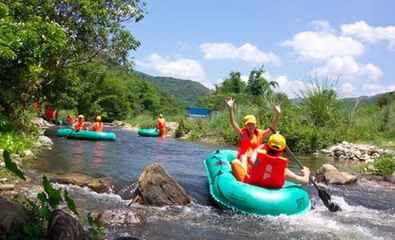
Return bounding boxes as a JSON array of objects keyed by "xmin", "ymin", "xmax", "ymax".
[
  {"xmin": 0, "ymin": 197, "xmax": 29, "ymax": 236},
  {"xmin": 132, "ymin": 163, "xmax": 192, "ymax": 206},
  {"xmin": 47, "ymin": 209, "xmax": 85, "ymax": 240},
  {"xmin": 48, "ymin": 173, "xmax": 112, "ymax": 193},
  {"xmin": 384, "ymin": 172, "xmax": 395, "ymax": 184},
  {"xmin": 112, "ymin": 121, "xmax": 135, "ymax": 131},
  {"xmin": 316, "ymin": 164, "xmax": 358, "ymax": 185},
  {"xmin": 101, "ymin": 209, "xmax": 144, "ymax": 226}
]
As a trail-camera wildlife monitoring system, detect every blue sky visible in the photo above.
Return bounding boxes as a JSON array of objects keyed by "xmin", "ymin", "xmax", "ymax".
[{"xmin": 127, "ymin": 0, "xmax": 395, "ymax": 97}]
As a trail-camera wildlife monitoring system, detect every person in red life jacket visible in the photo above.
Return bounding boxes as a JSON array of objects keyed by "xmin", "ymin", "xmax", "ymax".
[
  {"xmin": 44, "ymin": 104, "xmax": 56, "ymax": 123},
  {"xmin": 225, "ymin": 96, "xmax": 282, "ymax": 171},
  {"xmin": 90, "ymin": 116, "xmax": 104, "ymax": 132},
  {"xmin": 232, "ymin": 133, "xmax": 310, "ymax": 188},
  {"xmin": 156, "ymin": 113, "xmax": 167, "ymax": 138},
  {"xmin": 73, "ymin": 114, "xmax": 88, "ymax": 131},
  {"xmin": 66, "ymin": 114, "xmax": 74, "ymax": 126}
]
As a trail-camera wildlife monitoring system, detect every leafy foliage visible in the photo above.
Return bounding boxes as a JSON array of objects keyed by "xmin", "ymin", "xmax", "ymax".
[
  {"xmin": 2, "ymin": 149, "xmax": 106, "ymax": 239},
  {"xmin": 0, "ymin": 0, "xmax": 146, "ymax": 127},
  {"xmin": 3, "ymin": 149, "xmax": 26, "ymax": 180},
  {"xmin": 374, "ymin": 154, "xmax": 395, "ymax": 176}
]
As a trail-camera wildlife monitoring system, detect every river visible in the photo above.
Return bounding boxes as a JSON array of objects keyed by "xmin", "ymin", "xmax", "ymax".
[{"xmin": 37, "ymin": 128, "xmax": 395, "ymax": 240}]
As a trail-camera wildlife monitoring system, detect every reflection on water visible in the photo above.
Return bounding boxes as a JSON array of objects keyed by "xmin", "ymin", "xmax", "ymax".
[{"xmin": 38, "ymin": 128, "xmax": 395, "ymax": 240}]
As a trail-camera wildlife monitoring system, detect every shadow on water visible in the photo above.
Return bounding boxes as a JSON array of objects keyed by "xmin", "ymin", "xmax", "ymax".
[{"xmin": 38, "ymin": 128, "xmax": 395, "ymax": 240}]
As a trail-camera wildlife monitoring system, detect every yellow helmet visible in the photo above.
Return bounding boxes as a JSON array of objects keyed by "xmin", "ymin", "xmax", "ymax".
[
  {"xmin": 96, "ymin": 116, "xmax": 102, "ymax": 121},
  {"xmin": 267, "ymin": 133, "xmax": 286, "ymax": 151},
  {"xmin": 243, "ymin": 114, "xmax": 256, "ymax": 126}
]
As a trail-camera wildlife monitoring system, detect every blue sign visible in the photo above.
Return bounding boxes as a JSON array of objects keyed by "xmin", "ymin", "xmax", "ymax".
[{"xmin": 187, "ymin": 107, "xmax": 211, "ymax": 118}]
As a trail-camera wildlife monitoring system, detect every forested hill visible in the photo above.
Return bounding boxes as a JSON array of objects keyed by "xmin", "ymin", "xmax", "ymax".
[
  {"xmin": 133, "ymin": 71, "xmax": 210, "ymax": 106},
  {"xmin": 342, "ymin": 91, "xmax": 395, "ymax": 104}
]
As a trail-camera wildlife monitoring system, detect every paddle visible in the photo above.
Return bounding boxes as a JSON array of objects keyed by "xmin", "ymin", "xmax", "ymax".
[{"xmin": 285, "ymin": 146, "xmax": 341, "ymax": 212}]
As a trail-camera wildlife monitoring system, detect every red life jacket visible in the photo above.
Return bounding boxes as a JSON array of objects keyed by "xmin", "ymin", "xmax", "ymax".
[
  {"xmin": 237, "ymin": 128, "xmax": 265, "ymax": 159},
  {"xmin": 91, "ymin": 122, "xmax": 104, "ymax": 132},
  {"xmin": 74, "ymin": 121, "xmax": 85, "ymax": 131},
  {"xmin": 157, "ymin": 118, "xmax": 166, "ymax": 129},
  {"xmin": 246, "ymin": 148, "xmax": 288, "ymax": 189},
  {"xmin": 45, "ymin": 105, "xmax": 55, "ymax": 121}
]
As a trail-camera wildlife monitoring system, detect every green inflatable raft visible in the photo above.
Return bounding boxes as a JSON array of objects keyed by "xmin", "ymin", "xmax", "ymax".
[
  {"xmin": 204, "ymin": 149, "xmax": 311, "ymax": 216},
  {"xmin": 56, "ymin": 128, "xmax": 116, "ymax": 141},
  {"xmin": 137, "ymin": 128, "xmax": 160, "ymax": 137}
]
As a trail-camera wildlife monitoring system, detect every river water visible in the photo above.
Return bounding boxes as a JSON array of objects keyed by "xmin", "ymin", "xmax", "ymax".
[{"xmin": 37, "ymin": 128, "xmax": 395, "ymax": 240}]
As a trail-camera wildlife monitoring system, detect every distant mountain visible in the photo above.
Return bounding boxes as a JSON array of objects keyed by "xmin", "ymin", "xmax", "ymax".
[
  {"xmin": 132, "ymin": 71, "xmax": 210, "ymax": 106},
  {"xmin": 341, "ymin": 91, "xmax": 395, "ymax": 104}
]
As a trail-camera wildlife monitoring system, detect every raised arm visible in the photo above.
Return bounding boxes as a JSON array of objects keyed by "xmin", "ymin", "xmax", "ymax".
[
  {"xmin": 270, "ymin": 105, "xmax": 282, "ymax": 131},
  {"xmin": 225, "ymin": 97, "xmax": 240, "ymax": 133}
]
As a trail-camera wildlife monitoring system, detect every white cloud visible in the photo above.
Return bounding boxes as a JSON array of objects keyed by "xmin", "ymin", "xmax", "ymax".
[
  {"xmin": 200, "ymin": 42, "xmax": 281, "ymax": 65},
  {"xmin": 311, "ymin": 56, "xmax": 383, "ymax": 81},
  {"xmin": 338, "ymin": 82, "xmax": 355, "ymax": 97},
  {"xmin": 341, "ymin": 21, "xmax": 395, "ymax": 49},
  {"xmin": 310, "ymin": 20, "xmax": 335, "ymax": 33},
  {"xmin": 136, "ymin": 53, "xmax": 209, "ymax": 86},
  {"xmin": 271, "ymin": 75, "xmax": 310, "ymax": 98},
  {"xmin": 240, "ymin": 75, "xmax": 249, "ymax": 83},
  {"xmin": 282, "ymin": 31, "xmax": 364, "ymax": 61}
]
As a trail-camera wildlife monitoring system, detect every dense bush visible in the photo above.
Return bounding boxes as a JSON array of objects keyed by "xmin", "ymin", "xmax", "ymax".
[{"xmin": 374, "ymin": 154, "xmax": 395, "ymax": 176}]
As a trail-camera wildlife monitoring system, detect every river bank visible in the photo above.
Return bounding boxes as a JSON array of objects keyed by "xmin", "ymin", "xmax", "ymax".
[{"xmin": 1, "ymin": 119, "xmax": 394, "ymax": 239}]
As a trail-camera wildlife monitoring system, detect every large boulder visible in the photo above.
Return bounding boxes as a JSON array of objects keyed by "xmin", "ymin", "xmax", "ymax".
[
  {"xmin": 132, "ymin": 163, "xmax": 191, "ymax": 206},
  {"xmin": 48, "ymin": 173, "xmax": 112, "ymax": 193},
  {"xmin": 316, "ymin": 164, "xmax": 358, "ymax": 185},
  {"xmin": 31, "ymin": 117, "xmax": 54, "ymax": 129},
  {"xmin": 166, "ymin": 122, "xmax": 179, "ymax": 137},
  {"xmin": 37, "ymin": 135, "xmax": 54, "ymax": 149},
  {"xmin": 22, "ymin": 149, "xmax": 35, "ymax": 161},
  {"xmin": 47, "ymin": 209, "xmax": 85, "ymax": 240},
  {"xmin": 0, "ymin": 197, "xmax": 29, "ymax": 236}
]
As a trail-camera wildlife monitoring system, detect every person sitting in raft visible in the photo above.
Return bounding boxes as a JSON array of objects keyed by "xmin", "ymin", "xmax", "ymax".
[
  {"xmin": 66, "ymin": 114, "xmax": 74, "ymax": 126},
  {"xmin": 232, "ymin": 133, "xmax": 311, "ymax": 188},
  {"xmin": 225, "ymin": 96, "xmax": 282, "ymax": 171},
  {"xmin": 73, "ymin": 114, "xmax": 88, "ymax": 131},
  {"xmin": 90, "ymin": 115, "xmax": 104, "ymax": 132},
  {"xmin": 156, "ymin": 113, "xmax": 167, "ymax": 138}
]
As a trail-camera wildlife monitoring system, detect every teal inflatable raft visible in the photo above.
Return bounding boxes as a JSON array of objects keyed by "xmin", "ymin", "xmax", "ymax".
[
  {"xmin": 204, "ymin": 149, "xmax": 311, "ymax": 216},
  {"xmin": 56, "ymin": 128, "xmax": 116, "ymax": 141},
  {"xmin": 137, "ymin": 128, "xmax": 159, "ymax": 137}
]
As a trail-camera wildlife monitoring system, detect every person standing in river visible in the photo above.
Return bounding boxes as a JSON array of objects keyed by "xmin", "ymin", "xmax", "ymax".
[
  {"xmin": 156, "ymin": 113, "xmax": 167, "ymax": 138},
  {"xmin": 225, "ymin": 97, "xmax": 282, "ymax": 173}
]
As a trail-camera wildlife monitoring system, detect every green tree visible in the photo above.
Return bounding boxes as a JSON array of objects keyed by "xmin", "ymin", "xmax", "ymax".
[
  {"xmin": 221, "ymin": 71, "xmax": 246, "ymax": 94},
  {"xmin": 247, "ymin": 66, "xmax": 278, "ymax": 99},
  {"xmin": 0, "ymin": 0, "xmax": 145, "ymax": 126}
]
